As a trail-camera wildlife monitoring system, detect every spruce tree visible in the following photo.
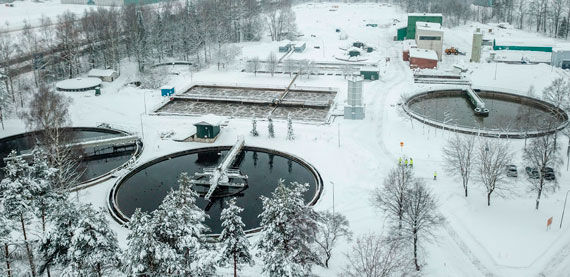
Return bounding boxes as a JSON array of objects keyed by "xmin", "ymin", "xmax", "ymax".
[
  {"xmin": 0, "ymin": 215, "xmax": 13, "ymax": 277},
  {"xmin": 122, "ymin": 209, "xmax": 170, "ymax": 276},
  {"xmin": 151, "ymin": 172, "xmax": 213, "ymax": 276},
  {"xmin": 257, "ymin": 181, "xmax": 321, "ymax": 276},
  {"xmin": 268, "ymin": 117, "xmax": 275, "ymax": 138},
  {"xmin": 218, "ymin": 198, "xmax": 253, "ymax": 277},
  {"xmin": 251, "ymin": 119, "xmax": 259, "ymax": 136},
  {"xmin": 0, "ymin": 151, "xmax": 45, "ymax": 277},
  {"xmin": 286, "ymin": 116, "xmax": 295, "ymax": 140},
  {"xmin": 65, "ymin": 204, "xmax": 120, "ymax": 276}
]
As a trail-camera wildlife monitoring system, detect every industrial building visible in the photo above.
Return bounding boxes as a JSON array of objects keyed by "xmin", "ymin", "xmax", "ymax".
[
  {"xmin": 551, "ymin": 48, "xmax": 570, "ymax": 69},
  {"xmin": 493, "ymin": 39, "xmax": 553, "ymax": 52},
  {"xmin": 88, "ymin": 69, "xmax": 119, "ymax": 82},
  {"xmin": 344, "ymin": 77, "xmax": 365, "ymax": 120},
  {"xmin": 409, "ymin": 48, "xmax": 438, "ymax": 69},
  {"xmin": 415, "ymin": 22, "xmax": 443, "ymax": 60},
  {"xmin": 396, "ymin": 13, "xmax": 443, "ymax": 41}
]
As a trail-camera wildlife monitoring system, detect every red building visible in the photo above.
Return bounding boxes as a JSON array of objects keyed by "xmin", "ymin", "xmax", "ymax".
[{"xmin": 409, "ymin": 48, "xmax": 438, "ymax": 69}]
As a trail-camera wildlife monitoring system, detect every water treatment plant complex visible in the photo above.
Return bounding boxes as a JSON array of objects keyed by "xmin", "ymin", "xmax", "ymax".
[{"xmin": 5, "ymin": 2, "xmax": 570, "ymax": 276}]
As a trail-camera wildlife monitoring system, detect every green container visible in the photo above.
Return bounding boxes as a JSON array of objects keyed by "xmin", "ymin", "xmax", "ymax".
[
  {"xmin": 194, "ymin": 122, "xmax": 220, "ymax": 139},
  {"xmin": 95, "ymin": 87, "xmax": 101, "ymax": 96}
]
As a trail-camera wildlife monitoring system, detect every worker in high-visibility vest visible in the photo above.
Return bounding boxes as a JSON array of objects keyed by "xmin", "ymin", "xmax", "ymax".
[
  {"xmin": 409, "ymin": 157, "xmax": 413, "ymax": 168},
  {"xmin": 398, "ymin": 157, "xmax": 402, "ymax": 166},
  {"xmin": 433, "ymin": 171, "xmax": 437, "ymax": 180},
  {"xmin": 404, "ymin": 158, "xmax": 408, "ymax": 167}
]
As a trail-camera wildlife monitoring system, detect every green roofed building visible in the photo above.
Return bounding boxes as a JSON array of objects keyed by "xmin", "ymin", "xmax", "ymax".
[{"xmin": 396, "ymin": 13, "xmax": 443, "ymax": 41}]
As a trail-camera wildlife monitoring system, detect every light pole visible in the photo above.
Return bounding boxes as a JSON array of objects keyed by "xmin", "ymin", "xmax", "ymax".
[
  {"xmin": 139, "ymin": 113, "xmax": 145, "ymax": 140},
  {"xmin": 330, "ymin": 181, "xmax": 335, "ymax": 216},
  {"xmin": 560, "ymin": 190, "xmax": 570, "ymax": 229}
]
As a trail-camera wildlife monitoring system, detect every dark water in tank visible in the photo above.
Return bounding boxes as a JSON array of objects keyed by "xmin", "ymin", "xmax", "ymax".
[
  {"xmin": 115, "ymin": 148, "xmax": 318, "ymax": 234},
  {"xmin": 407, "ymin": 91, "xmax": 564, "ymax": 132},
  {"xmin": 0, "ymin": 129, "xmax": 137, "ymax": 182}
]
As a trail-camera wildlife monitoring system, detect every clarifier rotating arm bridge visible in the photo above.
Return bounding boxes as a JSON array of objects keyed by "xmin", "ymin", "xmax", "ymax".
[
  {"xmin": 465, "ymin": 87, "xmax": 489, "ymax": 115},
  {"xmin": 189, "ymin": 137, "xmax": 248, "ymax": 200}
]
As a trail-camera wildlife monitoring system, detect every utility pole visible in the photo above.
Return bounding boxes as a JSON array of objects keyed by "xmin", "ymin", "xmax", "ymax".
[
  {"xmin": 330, "ymin": 181, "xmax": 335, "ymax": 216},
  {"xmin": 560, "ymin": 190, "xmax": 570, "ymax": 229}
]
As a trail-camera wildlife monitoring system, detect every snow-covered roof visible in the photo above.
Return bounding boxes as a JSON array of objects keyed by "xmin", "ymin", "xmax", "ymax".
[
  {"xmin": 408, "ymin": 12, "xmax": 442, "ymax": 17},
  {"xmin": 160, "ymin": 85, "xmax": 174, "ymax": 90},
  {"xmin": 360, "ymin": 66, "xmax": 378, "ymax": 71},
  {"xmin": 56, "ymin": 78, "xmax": 101, "ymax": 90},
  {"xmin": 87, "ymin": 69, "xmax": 117, "ymax": 77},
  {"xmin": 194, "ymin": 114, "xmax": 222, "ymax": 126},
  {"xmin": 494, "ymin": 38, "xmax": 553, "ymax": 47},
  {"xmin": 491, "ymin": 50, "xmax": 551, "ymax": 63},
  {"xmin": 409, "ymin": 48, "xmax": 438, "ymax": 60},
  {"xmin": 416, "ymin": 21, "xmax": 441, "ymax": 31}
]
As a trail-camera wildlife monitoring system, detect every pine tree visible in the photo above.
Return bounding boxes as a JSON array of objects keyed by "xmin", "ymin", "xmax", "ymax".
[
  {"xmin": 122, "ymin": 209, "xmax": 169, "ymax": 276},
  {"xmin": 257, "ymin": 181, "xmax": 321, "ymax": 277},
  {"xmin": 250, "ymin": 119, "xmax": 259, "ymax": 136},
  {"xmin": 151, "ymin": 172, "xmax": 214, "ymax": 276},
  {"xmin": 0, "ymin": 215, "xmax": 13, "ymax": 277},
  {"xmin": 65, "ymin": 204, "xmax": 120, "ymax": 276},
  {"xmin": 0, "ymin": 151, "xmax": 46, "ymax": 277},
  {"xmin": 218, "ymin": 198, "xmax": 253, "ymax": 277},
  {"xmin": 40, "ymin": 198, "xmax": 80, "ymax": 274},
  {"xmin": 268, "ymin": 117, "xmax": 275, "ymax": 138},
  {"xmin": 286, "ymin": 116, "xmax": 295, "ymax": 140}
]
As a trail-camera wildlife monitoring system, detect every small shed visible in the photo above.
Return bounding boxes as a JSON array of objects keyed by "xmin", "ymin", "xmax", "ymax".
[
  {"xmin": 194, "ymin": 121, "xmax": 220, "ymax": 140},
  {"xmin": 279, "ymin": 43, "xmax": 293, "ymax": 53},
  {"xmin": 365, "ymin": 23, "xmax": 378, "ymax": 27},
  {"xmin": 87, "ymin": 69, "xmax": 119, "ymax": 82},
  {"xmin": 160, "ymin": 86, "xmax": 175, "ymax": 96},
  {"xmin": 348, "ymin": 48, "xmax": 361, "ymax": 57},
  {"xmin": 409, "ymin": 48, "xmax": 438, "ymax": 69},
  {"xmin": 360, "ymin": 66, "xmax": 379, "ymax": 80},
  {"xmin": 353, "ymin": 41, "xmax": 365, "ymax": 48},
  {"xmin": 552, "ymin": 47, "xmax": 570, "ymax": 69},
  {"xmin": 294, "ymin": 42, "xmax": 307, "ymax": 53},
  {"xmin": 397, "ymin": 26, "xmax": 408, "ymax": 41}
]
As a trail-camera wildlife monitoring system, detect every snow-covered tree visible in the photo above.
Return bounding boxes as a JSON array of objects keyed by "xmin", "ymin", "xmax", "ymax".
[
  {"xmin": 151, "ymin": 172, "xmax": 214, "ymax": 276},
  {"xmin": 0, "ymin": 151, "xmax": 46, "ymax": 277},
  {"xmin": 257, "ymin": 180, "xmax": 321, "ymax": 276},
  {"xmin": 286, "ymin": 116, "xmax": 295, "ymax": 140},
  {"xmin": 476, "ymin": 139, "xmax": 512, "ymax": 206},
  {"xmin": 342, "ymin": 233, "xmax": 408, "ymax": 277},
  {"xmin": 315, "ymin": 211, "xmax": 352, "ymax": 268},
  {"xmin": 268, "ymin": 117, "xmax": 275, "ymax": 138},
  {"xmin": 0, "ymin": 215, "xmax": 14, "ymax": 277},
  {"xmin": 64, "ymin": 204, "xmax": 120, "ymax": 276},
  {"xmin": 251, "ymin": 119, "xmax": 259, "ymax": 136},
  {"xmin": 266, "ymin": 52, "xmax": 277, "ymax": 77},
  {"xmin": 442, "ymin": 134, "xmax": 476, "ymax": 197},
  {"xmin": 523, "ymin": 134, "xmax": 561, "ymax": 210},
  {"xmin": 373, "ymin": 165, "xmax": 414, "ymax": 229},
  {"xmin": 250, "ymin": 56, "xmax": 261, "ymax": 76},
  {"xmin": 218, "ymin": 198, "xmax": 253, "ymax": 277},
  {"xmin": 40, "ymin": 198, "xmax": 80, "ymax": 275},
  {"xmin": 401, "ymin": 180, "xmax": 443, "ymax": 271},
  {"xmin": 122, "ymin": 209, "xmax": 167, "ymax": 276}
]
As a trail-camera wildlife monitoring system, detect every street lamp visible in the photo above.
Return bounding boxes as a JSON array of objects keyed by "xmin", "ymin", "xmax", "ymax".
[
  {"xmin": 560, "ymin": 190, "xmax": 570, "ymax": 229},
  {"xmin": 330, "ymin": 181, "xmax": 335, "ymax": 216}
]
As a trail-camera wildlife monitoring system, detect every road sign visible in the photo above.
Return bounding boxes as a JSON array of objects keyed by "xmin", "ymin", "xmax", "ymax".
[{"xmin": 547, "ymin": 217, "xmax": 553, "ymax": 230}]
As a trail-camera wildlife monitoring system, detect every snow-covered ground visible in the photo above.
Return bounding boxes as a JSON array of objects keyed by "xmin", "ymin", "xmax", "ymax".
[{"xmin": 4, "ymin": 2, "xmax": 570, "ymax": 276}]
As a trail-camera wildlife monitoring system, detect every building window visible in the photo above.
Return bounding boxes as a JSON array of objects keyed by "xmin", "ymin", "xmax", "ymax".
[{"xmin": 419, "ymin": 36, "xmax": 441, "ymax": 41}]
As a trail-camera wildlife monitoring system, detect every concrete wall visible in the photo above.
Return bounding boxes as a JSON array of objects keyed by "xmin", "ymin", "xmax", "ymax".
[{"xmin": 415, "ymin": 28, "xmax": 443, "ymax": 60}]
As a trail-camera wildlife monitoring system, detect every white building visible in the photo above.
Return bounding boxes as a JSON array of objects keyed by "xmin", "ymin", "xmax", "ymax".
[
  {"xmin": 415, "ymin": 22, "xmax": 443, "ymax": 60},
  {"xmin": 87, "ymin": 69, "xmax": 119, "ymax": 82}
]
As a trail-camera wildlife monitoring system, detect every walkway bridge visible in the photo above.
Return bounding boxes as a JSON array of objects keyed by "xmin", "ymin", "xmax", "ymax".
[
  {"xmin": 465, "ymin": 87, "xmax": 489, "ymax": 116},
  {"xmin": 188, "ymin": 137, "xmax": 248, "ymax": 200}
]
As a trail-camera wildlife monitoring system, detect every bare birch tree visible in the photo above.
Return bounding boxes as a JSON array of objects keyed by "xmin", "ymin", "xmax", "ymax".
[
  {"xmin": 266, "ymin": 52, "xmax": 277, "ymax": 77},
  {"xmin": 442, "ymin": 134, "xmax": 476, "ymax": 197},
  {"xmin": 523, "ymin": 134, "xmax": 561, "ymax": 210},
  {"xmin": 401, "ymin": 180, "xmax": 443, "ymax": 271},
  {"xmin": 342, "ymin": 233, "xmax": 408, "ymax": 277},
  {"xmin": 314, "ymin": 211, "xmax": 352, "ymax": 268},
  {"xmin": 476, "ymin": 139, "xmax": 513, "ymax": 206},
  {"xmin": 373, "ymin": 166, "xmax": 414, "ymax": 230}
]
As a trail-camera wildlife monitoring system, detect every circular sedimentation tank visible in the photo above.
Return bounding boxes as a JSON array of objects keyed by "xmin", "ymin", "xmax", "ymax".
[
  {"xmin": 0, "ymin": 127, "xmax": 142, "ymax": 185},
  {"xmin": 109, "ymin": 146, "xmax": 323, "ymax": 235},
  {"xmin": 404, "ymin": 89, "xmax": 568, "ymax": 138}
]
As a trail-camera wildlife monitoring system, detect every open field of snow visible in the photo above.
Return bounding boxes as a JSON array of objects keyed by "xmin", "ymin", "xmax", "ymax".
[{"xmin": 4, "ymin": 2, "xmax": 570, "ymax": 276}]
